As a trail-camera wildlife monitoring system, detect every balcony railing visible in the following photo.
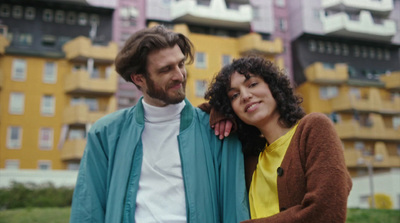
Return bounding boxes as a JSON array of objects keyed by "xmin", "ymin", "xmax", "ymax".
[
  {"xmin": 64, "ymin": 70, "xmax": 117, "ymax": 95},
  {"xmin": 238, "ymin": 33, "xmax": 283, "ymax": 55},
  {"xmin": 332, "ymin": 88, "xmax": 400, "ymax": 114},
  {"xmin": 170, "ymin": 0, "xmax": 252, "ymax": 29},
  {"xmin": 344, "ymin": 142, "xmax": 400, "ymax": 168},
  {"xmin": 63, "ymin": 36, "xmax": 118, "ymax": 63},
  {"xmin": 322, "ymin": 0, "xmax": 393, "ymax": 15},
  {"xmin": 305, "ymin": 62, "xmax": 348, "ymax": 84},
  {"xmin": 60, "ymin": 139, "xmax": 86, "ymax": 161},
  {"xmin": 380, "ymin": 71, "xmax": 400, "ymax": 91},
  {"xmin": 321, "ymin": 11, "xmax": 396, "ymax": 41},
  {"xmin": 63, "ymin": 104, "xmax": 110, "ymax": 125},
  {"xmin": 334, "ymin": 113, "xmax": 400, "ymax": 141}
]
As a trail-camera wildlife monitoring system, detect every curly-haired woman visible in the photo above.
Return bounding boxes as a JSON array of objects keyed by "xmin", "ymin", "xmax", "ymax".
[{"xmin": 205, "ymin": 56, "xmax": 352, "ymax": 223}]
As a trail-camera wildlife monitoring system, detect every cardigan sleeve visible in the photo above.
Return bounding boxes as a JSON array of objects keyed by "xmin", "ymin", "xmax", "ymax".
[{"xmin": 241, "ymin": 113, "xmax": 352, "ymax": 223}]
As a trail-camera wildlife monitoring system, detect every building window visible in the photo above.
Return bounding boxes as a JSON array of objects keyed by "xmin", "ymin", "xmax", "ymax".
[
  {"xmin": 69, "ymin": 129, "xmax": 86, "ymax": 139},
  {"xmin": 38, "ymin": 161, "xmax": 52, "ymax": 170},
  {"xmin": 55, "ymin": 10, "xmax": 64, "ymax": 23},
  {"xmin": 252, "ymin": 6, "xmax": 260, "ymax": 20},
  {"xmin": 384, "ymin": 49, "xmax": 390, "ymax": 60},
  {"xmin": 18, "ymin": 33, "xmax": 33, "ymax": 46},
  {"xmin": 309, "ymin": 40, "xmax": 317, "ymax": 52},
  {"xmin": 318, "ymin": 41, "xmax": 325, "ymax": 53},
  {"xmin": 377, "ymin": 48, "xmax": 383, "ymax": 60},
  {"xmin": 12, "ymin": 5, "xmax": 22, "ymax": 19},
  {"xmin": 369, "ymin": 47, "xmax": 375, "ymax": 59},
  {"xmin": 278, "ymin": 18, "xmax": 287, "ymax": 31},
  {"xmin": 354, "ymin": 45, "xmax": 360, "ymax": 57},
  {"xmin": 195, "ymin": 52, "xmax": 207, "ymax": 68},
  {"xmin": 66, "ymin": 12, "xmax": 76, "ymax": 25},
  {"xmin": 89, "ymin": 14, "xmax": 99, "ymax": 25},
  {"xmin": 326, "ymin": 42, "xmax": 333, "ymax": 54},
  {"xmin": 9, "ymin": 92, "xmax": 25, "ymax": 114},
  {"xmin": 78, "ymin": 13, "xmax": 88, "ymax": 25},
  {"xmin": 313, "ymin": 9, "xmax": 320, "ymax": 20},
  {"xmin": 342, "ymin": 44, "xmax": 349, "ymax": 56},
  {"xmin": 333, "ymin": 42, "xmax": 341, "ymax": 55},
  {"xmin": 222, "ymin": 54, "xmax": 231, "ymax": 67},
  {"xmin": 0, "ymin": 4, "xmax": 10, "ymax": 17},
  {"xmin": 7, "ymin": 126, "xmax": 22, "ymax": 149},
  {"xmin": 43, "ymin": 9, "xmax": 53, "ymax": 22},
  {"xmin": 67, "ymin": 162, "xmax": 80, "ymax": 170},
  {"xmin": 275, "ymin": 0, "xmax": 285, "ymax": 7},
  {"xmin": 41, "ymin": 95, "xmax": 55, "ymax": 116},
  {"xmin": 319, "ymin": 86, "xmax": 338, "ymax": 100},
  {"xmin": 393, "ymin": 116, "xmax": 400, "ymax": 130},
  {"xmin": 195, "ymin": 80, "xmax": 208, "ymax": 97},
  {"xmin": 361, "ymin": 46, "xmax": 368, "ymax": 58},
  {"xmin": 5, "ymin": 160, "xmax": 20, "ymax": 169},
  {"xmin": 43, "ymin": 61, "xmax": 57, "ymax": 83},
  {"xmin": 12, "ymin": 58, "xmax": 27, "ymax": 81},
  {"xmin": 39, "ymin": 128, "xmax": 53, "ymax": 149},
  {"xmin": 25, "ymin": 7, "xmax": 35, "ymax": 20}
]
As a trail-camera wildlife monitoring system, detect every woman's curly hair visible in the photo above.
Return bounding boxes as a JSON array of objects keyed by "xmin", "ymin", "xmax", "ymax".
[{"xmin": 205, "ymin": 56, "xmax": 305, "ymax": 155}]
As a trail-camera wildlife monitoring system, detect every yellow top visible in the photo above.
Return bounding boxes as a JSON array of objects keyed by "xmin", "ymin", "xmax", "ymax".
[{"xmin": 249, "ymin": 123, "xmax": 299, "ymax": 219}]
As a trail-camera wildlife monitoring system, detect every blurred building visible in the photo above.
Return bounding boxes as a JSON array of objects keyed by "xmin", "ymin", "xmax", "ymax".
[
  {"xmin": 291, "ymin": 0, "xmax": 400, "ymax": 176},
  {"xmin": 145, "ymin": 0, "xmax": 284, "ymax": 106},
  {"xmin": 0, "ymin": 0, "xmax": 117, "ymax": 170}
]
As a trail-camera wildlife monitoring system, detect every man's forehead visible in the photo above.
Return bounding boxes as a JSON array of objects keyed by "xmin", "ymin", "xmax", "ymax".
[{"xmin": 147, "ymin": 45, "xmax": 184, "ymax": 68}]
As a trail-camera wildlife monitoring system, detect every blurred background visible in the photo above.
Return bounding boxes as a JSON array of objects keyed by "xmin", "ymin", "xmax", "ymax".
[{"xmin": 0, "ymin": 0, "xmax": 399, "ymax": 221}]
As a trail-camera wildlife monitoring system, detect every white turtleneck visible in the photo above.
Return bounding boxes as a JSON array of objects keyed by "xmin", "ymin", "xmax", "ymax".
[{"xmin": 135, "ymin": 99, "xmax": 187, "ymax": 223}]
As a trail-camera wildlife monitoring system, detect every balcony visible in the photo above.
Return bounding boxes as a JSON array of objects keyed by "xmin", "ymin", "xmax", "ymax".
[
  {"xmin": 344, "ymin": 142, "xmax": 399, "ymax": 168},
  {"xmin": 380, "ymin": 71, "xmax": 400, "ymax": 91},
  {"xmin": 63, "ymin": 36, "xmax": 118, "ymax": 63},
  {"xmin": 322, "ymin": 0, "xmax": 393, "ymax": 16},
  {"xmin": 321, "ymin": 11, "xmax": 396, "ymax": 41},
  {"xmin": 171, "ymin": 0, "xmax": 252, "ymax": 29},
  {"xmin": 305, "ymin": 62, "xmax": 348, "ymax": 84},
  {"xmin": 64, "ymin": 70, "xmax": 117, "ymax": 95},
  {"xmin": 60, "ymin": 139, "xmax": 86, "ymax": 161},
  {"xmin": 238, "ymin": 33, "xmax": 283, "ymax": 56},
  {"xmin": 332, "ymin": 88, "xmax": 399, "ymax": 114},
  {"xmin": 63, "ymin": 104, "xmax": 111, "ymax": 125},
  {"xmin": 334, "ymin": 113, "xmax": 400, "ymax": 141}
]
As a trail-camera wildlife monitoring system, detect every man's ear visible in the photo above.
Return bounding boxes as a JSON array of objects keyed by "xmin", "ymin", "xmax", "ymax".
[{"xmin": 131, "ymin": 73, "xmax": 145, "ymax": 88}]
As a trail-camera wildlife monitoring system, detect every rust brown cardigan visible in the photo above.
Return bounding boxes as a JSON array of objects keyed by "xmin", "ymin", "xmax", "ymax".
[{"xmin": 242, "ymin": 113, "xmax": 352, "ymax": 223}]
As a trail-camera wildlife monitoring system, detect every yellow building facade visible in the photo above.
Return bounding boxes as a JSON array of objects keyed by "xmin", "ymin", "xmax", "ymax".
[
  {"xmin": 296, "ymin": 62, "xmax": 400, "ymax": 176},
  {"xmin": 169, "ymin": 24, "xmax": 283, "ymax": 106},
  {"xmin": 0, "ymin": 36, "xmax": 117, "ymax": 170}
]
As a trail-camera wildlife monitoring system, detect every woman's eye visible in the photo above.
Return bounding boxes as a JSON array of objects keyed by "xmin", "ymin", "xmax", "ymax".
[
  {"xmin": 230, "ymin": 93, "xmax": 239, "ymax": 101},
  {"xmin": 249, "ymin": 82, "xmax": 258, "ymax": 88}
]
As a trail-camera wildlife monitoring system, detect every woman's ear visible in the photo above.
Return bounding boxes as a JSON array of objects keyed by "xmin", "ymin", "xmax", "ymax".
[{"xmin": 131, "ymin": 73, "xmax": 145, "ymax": 88}]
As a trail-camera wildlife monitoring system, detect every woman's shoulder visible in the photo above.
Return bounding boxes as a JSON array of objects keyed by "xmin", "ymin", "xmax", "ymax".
[{"xmin": 297, "ymin": 112, "xmax": 335, "ymax": 132}]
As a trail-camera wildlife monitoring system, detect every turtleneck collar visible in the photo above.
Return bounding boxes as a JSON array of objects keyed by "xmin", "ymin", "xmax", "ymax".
[{"xmin": 142, "ymin": 99, "xmax": 186, "ymax": 123}]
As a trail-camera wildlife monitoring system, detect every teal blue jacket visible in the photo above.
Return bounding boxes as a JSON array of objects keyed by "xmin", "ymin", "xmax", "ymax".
[{"xmin": 70, "ymin": 98, "xmax": 250, "ymax": 222}]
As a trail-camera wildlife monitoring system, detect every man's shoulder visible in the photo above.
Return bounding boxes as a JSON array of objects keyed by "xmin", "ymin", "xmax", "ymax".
[
  {"xmin": 91, "ymin": 106, "xmax": 137, "ymax": 132},
  {"xmin": 193, "ymin": 107, "xmax": 211, "ymax": 127}
]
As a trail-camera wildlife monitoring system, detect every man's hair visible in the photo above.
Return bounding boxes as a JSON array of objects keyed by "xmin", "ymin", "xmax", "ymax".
[
  {"xmin": 115, "ymin": 25, "xmax": 194, "ymax": 88},
  {"xmin": 205, "ymin": 56, "xmax": 305, "ymax": 155}
]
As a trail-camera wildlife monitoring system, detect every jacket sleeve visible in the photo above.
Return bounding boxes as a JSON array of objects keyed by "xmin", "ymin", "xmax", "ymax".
[
  {"xmin": 69, "ymin": 128, "xmax": 108, "ymax": 223},
  {"xmin": 241, "ymin": 113, "xmax": 352, "ymax": 223},
  {"xmin": 219, "ymin": 134, "xmax": 250, "ymax": 222},
  {"xmin": 198, "ymin": 102, "xmax": 238, "ymax": 132}
]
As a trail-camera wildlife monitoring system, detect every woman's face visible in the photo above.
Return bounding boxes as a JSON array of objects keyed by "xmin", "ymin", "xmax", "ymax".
[{"xmin": 227, "ymin": 71, "xmax": 279, "ymax": 128}]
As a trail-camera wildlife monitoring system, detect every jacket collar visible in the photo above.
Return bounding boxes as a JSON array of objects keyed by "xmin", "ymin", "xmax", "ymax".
[{"xmin": 135, "ymin": 97, "xmax": 194, "ymax": 132}]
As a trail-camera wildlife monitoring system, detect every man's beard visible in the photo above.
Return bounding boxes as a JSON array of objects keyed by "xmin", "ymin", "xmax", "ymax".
[{"xmin": 145, "ymin": 76, "xmax": 186, "ymax": 105}]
